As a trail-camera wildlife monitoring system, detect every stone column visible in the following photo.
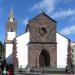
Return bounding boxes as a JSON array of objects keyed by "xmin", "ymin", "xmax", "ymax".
[{"xmin": 13, "ymin": 39, "xmax": 18, "ymax": 68}]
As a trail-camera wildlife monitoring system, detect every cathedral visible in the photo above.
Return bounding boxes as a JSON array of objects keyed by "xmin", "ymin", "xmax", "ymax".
[{"xmin": 5, "ymin": 9, "xmax": 73, "ymax": 71}]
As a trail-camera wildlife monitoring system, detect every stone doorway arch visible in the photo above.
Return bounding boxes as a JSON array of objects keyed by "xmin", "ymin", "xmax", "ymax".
[{"xmin": 39, "ymin": 50, "xmax": 50, "ymax": 67}]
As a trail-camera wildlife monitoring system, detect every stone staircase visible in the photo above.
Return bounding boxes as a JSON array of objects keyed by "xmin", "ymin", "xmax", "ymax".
[
  {"xmin": 14, "ymin": 67, "xmax": 75, "ymax": 75},
  {"xmin": 31, "ymin": 67, "xmax": 65, "ymax": 72},
  {"xmin": 14, "ymin": 67, "xmax": 67, "ymax": 75}
]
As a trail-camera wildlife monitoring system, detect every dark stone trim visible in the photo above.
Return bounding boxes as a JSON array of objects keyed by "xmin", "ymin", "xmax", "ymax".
[
  {"xmin": 41, "ymin": 12, "xmax": 57, "ymax": 23},
  {"xmin": 5, "ymin": 40, "xmax": 13, "ymax": 44},
  {"xmin": 25, "ymin": 24, "xmax": 29, "ymax": 32},
  {"xmin": 29, "ymin": 42, "xmax": 57, "ymax": 44}
]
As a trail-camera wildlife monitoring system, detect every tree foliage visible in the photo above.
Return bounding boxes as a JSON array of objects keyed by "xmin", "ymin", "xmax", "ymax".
[{"xmin": 0, "ymin": 41, "xmax": 4, "ymax": 58}]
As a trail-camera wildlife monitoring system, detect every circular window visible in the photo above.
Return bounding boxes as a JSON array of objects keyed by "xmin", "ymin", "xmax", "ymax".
[{"xmin": 39, "ymin": 27, "xmax": 46, "ymax": 35}]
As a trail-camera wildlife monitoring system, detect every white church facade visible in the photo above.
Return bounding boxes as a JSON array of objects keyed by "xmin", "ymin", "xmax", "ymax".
[{"xmin": 5, "ymin": 9, "xmax": 73, "ymax": 69}]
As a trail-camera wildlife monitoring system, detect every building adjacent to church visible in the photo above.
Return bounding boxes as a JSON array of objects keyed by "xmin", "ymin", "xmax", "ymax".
[
  {"xmin": 71, "ymin": 42, "xmax": 75, "ymax": 67},
  {"xmin": 5, "ymin": 9, "xmax": 73, "ymax": 69}
]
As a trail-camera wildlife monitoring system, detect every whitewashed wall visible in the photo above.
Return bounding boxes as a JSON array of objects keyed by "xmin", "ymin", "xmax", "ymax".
[
  {"xmin": 16, "ymin": 32, "xmax": 29, "ymax": 68},
  {"xmin": 56, "ymin": 33, "xmax": 68, "ymax": 68},
  {"xmin": 7, "ymin": 32, "xmax": 16, "ymax": 40},
  {"xmin": 6, "ymin": 44, "xmax": 13, "ymax": 64}
]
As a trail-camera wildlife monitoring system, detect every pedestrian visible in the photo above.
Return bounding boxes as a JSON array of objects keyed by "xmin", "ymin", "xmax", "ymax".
[
  {"xmin": 8, "ymin": 68, "xmax": 13, "ymax": 75},
  {"xmin": 1, "ymin": 63, "xmax": 4, "ymax": 74},
  {"xmin": 0, "ymin": 67, "xmax": 1, "ymax": 74}
]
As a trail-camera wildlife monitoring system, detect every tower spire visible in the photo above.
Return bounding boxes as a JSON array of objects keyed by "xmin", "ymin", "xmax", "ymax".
[
  {"xmin": 9, "ymin": 8, "xmax": 14, "ymax": 22},
  {"xmin": 9, "ymin": 8, "xmax": 14, "ymax": 19}
]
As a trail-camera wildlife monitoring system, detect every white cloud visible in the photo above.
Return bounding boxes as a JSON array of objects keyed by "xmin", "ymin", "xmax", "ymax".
[
  {"xmin": 52, "ymin": 9, "xmax": 75, "ymax": 19},
  {"xmin": 63, "ymin": 0, "xmax": 73, "ymax": 3},
  {"xmin": 23, "ymin": 17, "xmax": 29, "ymax": 25},
  {"xmin": 60, "ymin": 25, "xmax": 75, "ymax": 35},
  {"xmin": 30, "ymin": 0, "xmax": 56, "ymax": 14}
]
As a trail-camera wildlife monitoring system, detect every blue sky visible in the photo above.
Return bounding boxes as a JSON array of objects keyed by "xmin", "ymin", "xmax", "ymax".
[{"xmin": 0, "ymin": 0, "xmax": 75, "ymax": 43}]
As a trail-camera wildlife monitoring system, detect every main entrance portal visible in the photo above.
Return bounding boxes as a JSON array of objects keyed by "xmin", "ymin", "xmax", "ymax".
[{"xmin": 39, "ymin": 50, "xmax": 50, "ymax": 67}]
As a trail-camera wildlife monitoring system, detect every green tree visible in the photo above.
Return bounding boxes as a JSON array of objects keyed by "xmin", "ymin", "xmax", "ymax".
[{"xmin": 0, "ymin": 41, "xmax": 4, "ymax": 58}]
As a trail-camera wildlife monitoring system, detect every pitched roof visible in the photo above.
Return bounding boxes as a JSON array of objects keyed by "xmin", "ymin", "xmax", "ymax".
[
  {"xmin": 26, "ymin": 12, "xmax": 57, "ymax": 32},
  {"xmin": 28, "ymin": 12, "xmax": 57, "ymax": 23}
]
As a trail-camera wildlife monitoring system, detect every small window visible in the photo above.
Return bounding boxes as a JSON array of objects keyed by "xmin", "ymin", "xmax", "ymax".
[{"xmin": 11, "ymin": 28, "xmax": 13, "ymax": 32}]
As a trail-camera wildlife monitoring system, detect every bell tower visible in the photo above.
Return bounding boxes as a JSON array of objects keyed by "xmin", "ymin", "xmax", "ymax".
[
  {"xmin": 6, "ymin": 9, "xmax": 16, "ymax": 41},
  {"xmin": 5, "ymin": 9, "xmax": 17, "ymax": 64}
]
